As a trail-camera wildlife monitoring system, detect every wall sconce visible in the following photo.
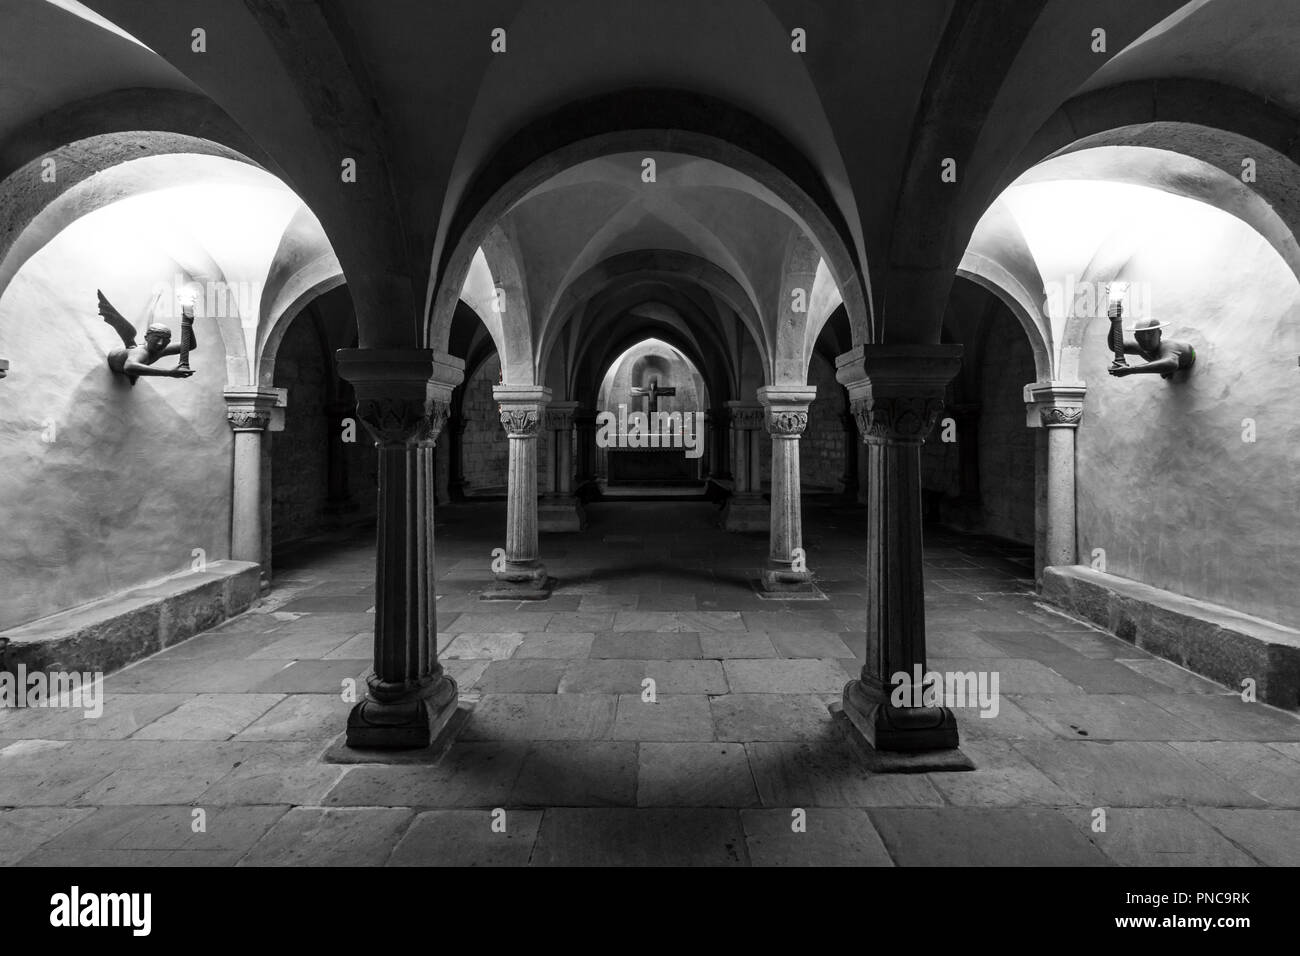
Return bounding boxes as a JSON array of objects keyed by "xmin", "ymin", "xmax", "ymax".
[{"xmin": 1106, "ymin": 286, "xmax": 1196, "ymax": 381}]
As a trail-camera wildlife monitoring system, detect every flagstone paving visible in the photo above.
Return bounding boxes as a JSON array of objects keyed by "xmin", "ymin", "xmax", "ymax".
[{"xmin": 2, "ymin": 499, "xmax": 1297, "ymax": 866}]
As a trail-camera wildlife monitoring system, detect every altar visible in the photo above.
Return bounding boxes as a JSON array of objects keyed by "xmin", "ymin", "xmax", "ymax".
[{"xmin": 606, "ymin": 447, "xmax": 701, "ymax": 484}]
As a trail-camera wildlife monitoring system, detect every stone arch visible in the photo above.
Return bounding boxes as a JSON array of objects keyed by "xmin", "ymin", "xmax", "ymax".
[
  {"xmin": 426, "ymin": 90, "xmax": 871, "ymax": 360},
  {"xmin": 539, "ymin": 250, "xmax": 769, "ymax": 387},
  {"xmin": 956, "ymin": 254, "xmax": 1053, "ymax": 382}
]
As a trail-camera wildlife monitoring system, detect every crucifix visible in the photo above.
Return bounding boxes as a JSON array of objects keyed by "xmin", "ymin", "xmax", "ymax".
[{"xmin": 630, "ymin": 376, "xmax": 675, "ymax": 414}]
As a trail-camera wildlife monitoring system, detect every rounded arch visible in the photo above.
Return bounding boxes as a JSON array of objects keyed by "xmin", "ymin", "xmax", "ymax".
[
  {"xmin": 956, "ymin": 254, "xmax": 1053, "ymax": 381},
  {"xmin": 426, "ymin": 90, "xmax": 871, "ymax": 359},
  {"xmin": 538, "ymin": 249, "xmax": 769, "ymax": 387}
]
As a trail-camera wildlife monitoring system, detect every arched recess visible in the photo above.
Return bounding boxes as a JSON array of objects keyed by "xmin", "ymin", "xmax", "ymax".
[
  {"xmin": 955, "ymin": 256, "xmax": 1053, "ymax": 382},
  {"xmin": 0, "ymin": 134, "xmax": 263, "ymax": 306},
  {"xmin": 551, "ymin": 279, "xmax": 741, "ymax": 407},
  {"xmin": 426, "ymin": 90, "xmax": 872, "ymax": 361},
  {"xmin": 538, "ymin": 250, "xmax": 769, "ymax": 387}
]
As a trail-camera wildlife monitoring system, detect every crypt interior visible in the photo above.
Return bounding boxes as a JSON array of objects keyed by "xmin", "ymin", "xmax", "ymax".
[{"xmin": 0, "ymin": 0, "xmax": 1297, "ymax": 867}]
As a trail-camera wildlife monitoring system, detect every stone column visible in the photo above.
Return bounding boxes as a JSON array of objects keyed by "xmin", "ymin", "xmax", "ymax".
[
  {"xmin": 1024, "ymin": 382, "xmax": 1086, "ymax": 575},
  {"xmin": 323, "ymin": 399, "xmax": 358, "ymax": 518},
  {"xmin": 539, "ymin": 400, "xmax": 586, "ymax": 532},
  {"xmin": 839, "ymin": 410, "xmax": 859, "ymax": 499},
  {"xmin": 708, "ymin": 406, "xmax": 731, "ymax": 481},
  {"xmin": 722, "ymin": 400, "xmax": 768, "ymax": 531},
  {"xmin": 447, "ymin": 415, "xmax": 469, "ymax": 500},
  {"xmin": 334, "ymin": 349, "xmax": 463, "ymax": 749},
  {"xmin": 836, "ymin": 345, "xmax": 970, "ymax": 766},
  {"xmin": 758, "ymin": 386, "xmax": 817, "ymax": 592},
  {"xmin": 574, "ymin": 410, "xmax": 596, "ymax": 488},
  {"xmin": 224, "ymin": 387, "xmax": 279, "ymax": 580},
  {"xmin": 487, "ymin": 384, "xmax": 553, "ymax": 599}
]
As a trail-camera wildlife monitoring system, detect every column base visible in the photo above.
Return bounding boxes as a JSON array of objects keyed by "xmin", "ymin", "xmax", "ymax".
[
  {"xmin": 838, "ymin": 678, "xmax": 973, "ymax": 771},
  {"xmin": 538, "ymin": 494, "xmax": 587, "ymax": 532},
  {"xmin": 722, "ymin": 493, "xmax": 768, "ymax": 532},
  {"xmin": 759, "ymin": 559, "xmax": 817, "ymax": 593},
  {"xmin": 482, "ymin": 560, "xmax": 554, "ymax": 600},
  {"xmin": 344, "ymin": 673, "xmax": 459, "ymax": 750}
]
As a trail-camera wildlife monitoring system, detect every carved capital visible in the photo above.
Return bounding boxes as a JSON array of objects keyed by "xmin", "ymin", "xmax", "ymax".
[
  {"xmin": 499, "ymin": 406, "xmax": 543, "ymax": 438},
  {"xmin": 1024, "ymin": 382, "xmax": 1087, "ymax": 430},
  {"xmin": 223, "ymin": 387, "xmax": 280, "ymax": 433},
  {"xmin": 544, "ymin": 400, "xmax": 579, "ymax": 433},
  {"xmin": 851, "ymin": 396, "xmax": 946, "ymax": 445},
  {"xmin": 726, "ymin": 401, "xmax": 765, "ymax": 431},
  {"xmin": 356, "ymin": 396, "xmax": 434, "ymax": 445},
  {"xmin": 0, "ymin": 357, "xmax": 8, "ymax": 379},
  {"xmin": 766, "ymin": 409, "xmax": 808, "ymax": 436}
]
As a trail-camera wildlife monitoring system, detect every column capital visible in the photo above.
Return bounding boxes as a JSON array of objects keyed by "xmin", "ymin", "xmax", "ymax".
[
  {"xmin": 1024, "ymin": 381, "xmax": 1087, "ymax": 429},
  {"xmin": 725, "ymin": 399, "xmax": 765, "ymax": 431},
  {"xmin": 837, "ymin": 345, "xmax": 961, "ymax": 445},
  {"xmin": 336, "ymin": 349, "xmax": 463, "ymax": 445},
  {"xmin": 544, "ymin": 399, "xmax": 580, "ymax": 431},
  {"xmin": 0, "ymin": 357, "xmax": 9, "ymax": 379},
  {"xmin": 758, "ymin": 385, "xmax": 815, "ymax": 436},
  {"xmin": 223, "ymin": 386, "xmax": 280, "ymax": 432},
  {"xmin": 494, "ymin": 384, "xmax": 551, "ymax": 438}
]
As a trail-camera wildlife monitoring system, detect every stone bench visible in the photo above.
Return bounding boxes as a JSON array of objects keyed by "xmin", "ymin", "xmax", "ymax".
[
  {"xmin": 0, "ymin": 561, "xmax": 261, "ymax": 675},
  {"xmin": 1042, "ymin": 565, "xmax": 1300, "ymax": 708}
]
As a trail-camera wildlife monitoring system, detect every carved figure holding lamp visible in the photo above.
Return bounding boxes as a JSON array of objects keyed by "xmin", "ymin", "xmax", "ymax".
[
  {"xmin": 1106, "ymin": 299, "xmax": 1195, "ymax": 379},
  {"xmin": 101, "ymin": 287, "xmax": 198, "ymax": 384}
]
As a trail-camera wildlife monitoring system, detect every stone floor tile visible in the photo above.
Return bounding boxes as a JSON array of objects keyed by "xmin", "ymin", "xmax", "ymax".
[
  {"xmin": 746, "ymin": 741, "xmax": 945, "ymax": 808},
  {"xmin": 512, "ymin": 632, "xmax": 596, "ymax": 658},
  {"xmin": 637, "ymin": 742, "xmax": 757, "ymax": 807},
  {"xmin": 447, "ymin": 613, "xmax": 553, "ymax": 633},
  {"xmin": 324, "ymin": 742, "xmax": 529, "ymax": 807},
  {"xmin": 442, "ymin": 632, "xmax": 525, "ymax": 660},
  {"xmin": 1193, "ymin": 809, "xmax": 1300, "ymax": 866},
  {"xmin": 740, "ymin": 808, "xmax": 893, "ymax": 866},
  {"xmin": 475, "ymin": 659, "xmax": 569, "ymax": 694},
  {"xmin": 1071, "ymin": 808, "xmax": 1258, "ymax": 866},
  {"xmin": 1142, "ymin": 694, "xmax": 1300, "ymax": 742},
  {"xmin": 558, "ymin": 659, "xmax": 645, "ymax": 694},
  {"xmin": 767, "ymin": 631, "xmax": 856, "ymax": 659},
  {"xmin": 41, "ymin": 804, "xmax": 288, "ymax": 852},
  {"xmin": 699, "ymin": 633, "xmax": 779, "ymax": 659},
  {"xmin": 531, "ymin": 808, "xmax": 747, "ymax": 865},
  {"xmin": 130, "ymin": 694, "xmax": 283, "ymax": 740},
  {"xmin": 1115, "ymin": 658, "xmax": 1233, "ymax": 695},
  {"xmin": 253, "ymin": 659, "xmax": 369, "ymax": 694},
  {"xmin": 590, "ymin": 631, "xmax": 703, "ymax": 659},
  {"xmin": 930, "ymin": 737, "xmax": 1076, "ymax": 806},
  {"xmin": 869, "ymin": 808, "xmax": 1109, "ymax": 866},
  {"xmin": 388, "ymin": 809, "xmax": 543, "ymax": 866},
  {"xmin": 232, "ymin": 694, "xmax": 350, "ymax": 742},
  {"xmin": 610, "ymin": 694, "xmax": 714, "ymax": 741},
  {"xmin": 710, "ymin": 694, "xmax": 835, "ymax": 743},
  {"xmin": 509, "ymin": 741, "xmax": 638, "ymax": 806},
  {"xmin": 1014, "ymin": 740, "xmax": 1267, "ymax": 807},
  {"xmin": 460, "ymin": 693, "xmax": 617, "ymax": 741},
  {"xmin": 1169, "ymin": 741, "xmax": 1300, "ymax": 808},
  {"xmin": 722, "ymin": 659, "xmax": 848, "ymax": 695},
  {"xmin": 1011, "ymin": 693, "xmax": 1206, "ymax": 741},
  {"xmin": 238, "ymin": 807, "xmax": 414, "ymax": 866},
  {"xmin": 105, "ymin": 659, "xmax": 290, "ymax": 694},
  {"xmin": 0, "ymin": 693, "xmax": 188, "ymax": 740}
]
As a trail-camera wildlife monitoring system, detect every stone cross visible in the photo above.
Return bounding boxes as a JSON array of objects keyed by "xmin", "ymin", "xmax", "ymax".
[{"xmin": 630, "ymin": 376, "xmax": 676, "ymax": 414}]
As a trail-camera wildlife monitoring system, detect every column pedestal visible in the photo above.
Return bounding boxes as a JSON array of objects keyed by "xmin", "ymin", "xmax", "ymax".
[
  {"xmin": 483, "ymin": 384, "xmax": 554, "ymax": 600},
  {"xmin": 721, "ymin": 400, "xmax": 768, "ymax": 531},
  {"xmin": 224, "ymin": 387, "xmax": 279, "ymax": 587},
  {"xmin": 538, "ymin": 400, "xmax": 586, "ymax": 531},
  {"xmin": 836, "ymin": 345, "xmax": 973, "ymax": 770},
  {"xmin": 334, "ymin": 349, "xmax": 463, "ymax": 750},
  {"xmin": 758, "ymin": 386, "xmax": 816, "ymax": 593}
]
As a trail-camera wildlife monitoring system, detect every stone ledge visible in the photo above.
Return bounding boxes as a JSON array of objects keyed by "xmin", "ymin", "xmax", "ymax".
[
  {"xmin": 1042, "ymin": 565, "xmax": 1300, "ymax": 709},
  {"xmin": 0, "ymin": 561, "xmax": 261, "ymax": 675}
]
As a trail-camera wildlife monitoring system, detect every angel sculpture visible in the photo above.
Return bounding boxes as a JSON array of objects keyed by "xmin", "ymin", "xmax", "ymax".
[{"xmin": 99, "ymin": 289, "xmax": 196, "ymax": 384}]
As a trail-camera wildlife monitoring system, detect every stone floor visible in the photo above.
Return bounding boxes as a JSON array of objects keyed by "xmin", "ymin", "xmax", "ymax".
[{"xmin": 2, "ymin": 498, "xmax": 1298, "ymax": 866}]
